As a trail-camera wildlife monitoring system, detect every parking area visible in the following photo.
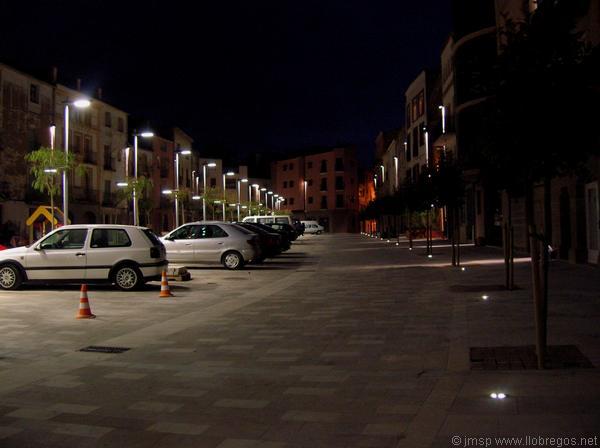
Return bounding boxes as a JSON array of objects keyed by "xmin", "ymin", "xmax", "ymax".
[{"xmin": 0, "ymin": 233, "xmax": 598, "ymax": 447}]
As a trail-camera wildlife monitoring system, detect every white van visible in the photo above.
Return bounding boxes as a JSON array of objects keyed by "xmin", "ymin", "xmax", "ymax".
[
  {"xmin": 243, "ymin": 215, "xmax": 293, "ymax": 226},
  {"xmin": 301, "ymin": 220, "xmax": 324, "ymax": 234}
]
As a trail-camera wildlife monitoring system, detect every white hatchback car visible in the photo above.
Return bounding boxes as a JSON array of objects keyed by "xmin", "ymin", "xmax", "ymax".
[
  {"xmin": 160, "ymin": 221, "xmax": 260, "ymax": 269},
  {"xmin": 0, "ymin": 225, "xmax": 167, "ymax": 291}
]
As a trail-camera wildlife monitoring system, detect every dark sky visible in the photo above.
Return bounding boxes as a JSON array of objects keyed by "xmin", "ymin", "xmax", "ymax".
[{"xmin": 1, "ymin": 0, "xmax": 451, "ymax": 166}]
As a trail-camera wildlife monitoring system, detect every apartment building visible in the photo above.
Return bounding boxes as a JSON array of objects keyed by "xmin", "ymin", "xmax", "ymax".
[
  {"xmin": 0, "ymin": 63, "xmax": 128, "ymax": 243},
  {"xmin": 271, "ymin": 147, "xmax": 359, "ymax": 233}
]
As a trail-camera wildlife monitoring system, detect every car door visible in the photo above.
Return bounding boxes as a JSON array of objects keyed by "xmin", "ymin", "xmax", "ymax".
[
  {"xmin": 86, "ymin": 228, "xmax": 133, "ymax": 280},
  {"xmin": 163, "ymin": 225, "xmax": 198, "ymax": 263},
  {"xmin": 192, "ymin": 224, "xmax": 229, "ymax": 263},
  {"xmin": 24, "ymin": 228, "xmax": 88, "ymax": 280}
]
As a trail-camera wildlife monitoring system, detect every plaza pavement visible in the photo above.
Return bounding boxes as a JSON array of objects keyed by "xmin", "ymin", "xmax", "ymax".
[{"xmin": 0, "ymin": 233, "xmax": 598, "ymax": 447}]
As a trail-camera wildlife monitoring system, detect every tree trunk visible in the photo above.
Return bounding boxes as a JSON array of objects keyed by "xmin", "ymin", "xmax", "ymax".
[
  {"xmin": 456, "ymin": 206, "xmax": 461, "ymax": 266},
  {"xmin": 408, "ymin": 210, "xmax": 413, "ymax": 249},
  {"xmin": 526, "ymin": 183, "xmax": 545, "ymax": 369},
  {"xmin": 508, "ymin": 195, "xmax": 515, "ymax": 290},
  {"xmin": 450, "ymin": 206, "xmax": 456, "ymax": 266},
  {"xmin": 50, "ymin": 179, "xmax": 55, "ymax": 231}
]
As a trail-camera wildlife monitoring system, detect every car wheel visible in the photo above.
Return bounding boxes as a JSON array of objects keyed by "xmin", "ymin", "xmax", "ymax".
[
  {"xmin": 316, "ymin": 230, "xmax": 322, "ymax": 235},
  {"xmin": 222, "ymin": 251, "xmax": 244, "ymax": 270},
  {"xmin": 113, "ymin": 264, "xmax": 143, "ymax": 291},
  {"xmin": 0, "ymin": 264, "xmax": 22, "ymax": 290}
]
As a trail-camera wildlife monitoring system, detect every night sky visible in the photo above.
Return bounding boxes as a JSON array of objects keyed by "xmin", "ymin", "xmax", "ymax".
[{"xmin": 1, "ymin": 1, "xmax": 451, "ymax": 166}]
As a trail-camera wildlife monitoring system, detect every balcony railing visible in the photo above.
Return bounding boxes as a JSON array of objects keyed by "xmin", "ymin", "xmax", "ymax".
[{"xmin": 72, "ymin": 188, "xmax": 98, "ymax": 203}]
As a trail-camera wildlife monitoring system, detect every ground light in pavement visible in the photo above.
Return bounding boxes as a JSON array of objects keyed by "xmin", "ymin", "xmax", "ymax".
[
  {"xmin": 482, "ymin": 295, "xmax": 489, "ymax": 300},
  {"xmin": 461, "ymin": 267, "xmax": 466, "ymax": 271},
  {"xmin": 428, "ymin": 254, "xmax": 433, "ymax": 258},
  {"xmin": 490, "ymin": 392, "xmax": 507, "ymax": 400}
]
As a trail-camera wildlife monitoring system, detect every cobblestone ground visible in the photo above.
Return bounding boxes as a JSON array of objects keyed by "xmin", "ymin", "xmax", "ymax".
[{"xmin": 0, "ymin": 234, "xmax": 598, "ymax": 447}]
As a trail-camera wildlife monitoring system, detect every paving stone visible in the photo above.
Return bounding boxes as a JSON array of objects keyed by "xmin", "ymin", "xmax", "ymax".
[
  {"xmin": 147, "ymin": 421, "xmax": 209, "ymax": 435},
  {"xmin": 5, "ymin": 408, "xmax": 61, "ymax": 420},
  {"xmin": 49, "ymin": 403, "xmax": 100, "ymax": 415},
  {"xmin": 214, "ymin": 399, "xmax": 270, "ymax": 409},
  {"xmin": 52, "ymin": 422, "xmax": 113, "ymax": 438},
  {"xmin": 281, "ymin": 410, "xmax": 340, "ymax": 423},
  {"xmin": 104, "ymin": 372, "xmax": 147, "ymax": 380},
  {"xmin": 129, "ymin": 401, "xmax": 182, "ymax": 413}
]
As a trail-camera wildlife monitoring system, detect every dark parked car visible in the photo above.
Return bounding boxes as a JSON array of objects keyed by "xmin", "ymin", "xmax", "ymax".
[
  {"xmin": 264, "ymin": 222, "xmax": 298, "ymax": 242},
  {"xmin": 251, "ymin": 223, "xmax": 292, "ymax": 252},
  {"xmin": 234, "ymin": 223, "xmax": 283, "ymax": 261}
]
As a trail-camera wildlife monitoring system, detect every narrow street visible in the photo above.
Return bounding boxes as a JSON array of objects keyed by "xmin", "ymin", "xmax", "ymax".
[{"xmin": 0, "ymin": 234, "xmax": 598, "ymax": 447}]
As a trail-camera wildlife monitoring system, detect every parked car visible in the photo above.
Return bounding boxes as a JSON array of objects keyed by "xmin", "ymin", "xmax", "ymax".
[
  {"xmin": 301, "ymin": 220, "xmax": 324, "ymax": 234},
  {"xmin": 160, "ymin": 221, "xmax": 260, "ymax": 269},
  {"xmin": 0, "ymin": 225, "xmax": 167, "ymax": 291},
  {"xmin": 235, "ymin": 222, "xmax": 283, "ymax": 261},
  {"xmin": 264, "ymin": 222, "xmax": 298, "ymax": 241},
  {"xmin": 250, "ymin": 223, "xmax": 292, "ymax": 252},
  {"xmin": 242, "ymin": 215, "xmax": 294, "ymax": 226}
]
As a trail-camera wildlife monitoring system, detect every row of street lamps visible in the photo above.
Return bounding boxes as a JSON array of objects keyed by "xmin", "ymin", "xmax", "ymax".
[{"xmin": 49, "ymin": 96, "xmax": 286, "ymax": 228}]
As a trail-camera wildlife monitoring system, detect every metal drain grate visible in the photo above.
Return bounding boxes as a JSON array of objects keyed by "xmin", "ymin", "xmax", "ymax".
[
  {"xmin": 79, "ymin": 346, "xmax": 131, "ymax": 354},
  {"xmin": 470, "ymin": 345, "xmax": 593, "ymax": 370}
]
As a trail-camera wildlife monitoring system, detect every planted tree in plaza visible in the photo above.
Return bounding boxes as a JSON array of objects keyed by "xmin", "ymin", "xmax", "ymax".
[
  {"xmin": 25, "ymin": 146, "xmax": 82, "ymax": 229},
  {"xmin": 481, "ymin": 1, "xmax": 599, "ymax": 367},
  {"xmin": 117, "ymin": 176, "xmax": 154, "ymax": 226}
]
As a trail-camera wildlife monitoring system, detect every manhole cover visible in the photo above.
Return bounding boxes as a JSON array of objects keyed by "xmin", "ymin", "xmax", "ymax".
[
  {"xmin": 470, "ymin": 345, "xmax": 593, "ymax": 370},
  {"xmin": 79, "ymin": 346, "xmax": 131, "ymax": 354}
]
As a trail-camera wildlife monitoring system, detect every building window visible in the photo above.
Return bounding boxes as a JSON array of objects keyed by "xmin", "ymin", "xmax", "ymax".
[
  {"xmin": 289, "ymin": 180, "xmax": 294, "ymax": 188},
  {"xmin": 335, "ymin": 157, "xmax": 344, "ymax": 171},
  {"xmin": 283, "ymin": 181, "xmax": 288, "ymax": 188},
  {"xmin": 335, "ymin": 176, "xmax": 344, "ymax": 190},
  {"xmin": 289, "ymin": 198, "xmax": 295, "ymax": 205},
  {"xmin": 103, "ymin": 145, "xmax": 112, "ymax": 170},
  {"xmin": 29, "ymin": 84, "xmax": 39, "ymax": 104},
  {"xmin": 161, "ymin": 143, "xmax": 167, "ymax": 152},
  {"xmin": 117, "ymin": 117, "xmax": 124, "ymax": 132},
  {"xmin": 320, "ymin": 178, "xmax": 327, "ymax": 191},
  {"xmin": 320, "ymin": 160, "xmax": 327, "ymax": 173},
  {"xmin": 289, "ymin": 162, "xmax": 294, "ymax": 170},
  {"xmin": 307, "ymin": 179, "xmax": 313, "ymax": 186},
  {"xmin": 417, "ymin": 90, "xmax": 425, "ymax": 117},
  {"xmin": 210, "ymin": 178, "xmax": 216, "ymax": 188},
  {"xmin": 283, "ymin": 163, "xmax": 287, "ymax": 171},
  {"xmin": 412, "ymin": 128, "xmax": 419, "ymax": 157},
  {"xmin": 307, "ymin": 161, "xmax": 313, "ymax": 169},
  {"xmin": 419, "ymin": 125, "xmax": 425, "ymax": 146},
  {"xmin": 308, "ymin": 196, "xmax": 314, "ymax": 204},
  {"xmin": 411, "ymin": 98, "xmax": 418, "ymax": 122},
  {"xmin": 73, "ymin": 134, "xmax": 82, "ymax": 153},
  {"xmin": 320, "ymin": 196, "xmax": 328, "ymax": 209},
  {"xmin": 84, "ymin": 136, "xmax": 92, "ymax": 153},
  {"xmin": 406, "ymin": 104, "xmax": 411, "ymax": 127},
  {"xmin": 336, "ymin": 194, "xmax": 344, "ymax": 208},
  {"xmin": 105, "ymin": 111, "xmax": 112, "ymax": 128}
]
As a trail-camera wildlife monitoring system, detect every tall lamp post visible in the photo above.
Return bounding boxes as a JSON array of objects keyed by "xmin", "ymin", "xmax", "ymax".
[
  {"xmin": 62, "ymin": 98, "xmax": 91, "ymax": 223},
  {"xmin": 249, "ymin": 183, "xmax": 259, "ymax": 215},
  {"xmin": 222, "ymin": 171, "xmax": 234, "ymax": 220},
  {"xmin": 174, "ymin": 149, "xmax": 191, "ymax": 227},
  {"xmin": 202, "ymin": 162, "xmax": 216, "ymax": 221},
  {"xmin": 393, "ymin": 156, "xmax": 399, "ymax": 191},
  {"xmin": 260, "ymin": 188, "xmax": 267, "ymax": 214},
  {"xmin": 132, "ymin": 130, "xmax": 154, "ymax": 226},
  {"xmin": 237, "ymin": 178, "xmax": 248, "ymax": 221},
  {"xmin": 304, "ymin": 180, "xmax": 308, "ymax": 215},
  {"xmin": 267, "ymin": 191, "xmax": 273, "ymax": 215}
]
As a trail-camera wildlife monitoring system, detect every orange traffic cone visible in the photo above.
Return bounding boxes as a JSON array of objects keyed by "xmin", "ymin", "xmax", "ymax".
[
  {"xmin": 76, "ymin": 284, "xmax": 96, "ymax": 319},
  {"xmin": 159, "ymin": 270, "xmax": 173, "ymax": 298}
]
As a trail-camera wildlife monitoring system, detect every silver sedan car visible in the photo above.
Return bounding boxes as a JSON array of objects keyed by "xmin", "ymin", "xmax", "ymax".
[{"xmin": 160, "ymin": 221, "xmax": 260, "ymax": 269}]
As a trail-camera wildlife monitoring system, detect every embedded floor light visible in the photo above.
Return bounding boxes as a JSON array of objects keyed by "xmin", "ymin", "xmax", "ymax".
[
  {"xmin": 395, "ymin": 242, "xmax": 399, "ymax": 246},
  {"xmin": 461, "ymin": 267, "xmax": 466, "ymax": 271},
  {"xmin": 387, "ymin": 239, "xmax": 390, "ymax": 243},
  {"xmin": 428, "ymin": 254, "xmax": 433, "ymax": 258},
  {"xmin": 490, "ymin": 392, "xmax": 506, "ymax": 400},
  {"xmin": 482, "ymin": 295, "xmax": 489, "ymax": 300}
]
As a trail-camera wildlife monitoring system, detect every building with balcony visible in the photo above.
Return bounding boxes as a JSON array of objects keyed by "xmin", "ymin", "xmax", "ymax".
[{"xmin": 271, "ymin": 147, "xmax": 359, "ymax": 233}]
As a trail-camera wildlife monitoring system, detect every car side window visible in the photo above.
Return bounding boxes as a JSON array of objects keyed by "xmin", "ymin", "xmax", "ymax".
[
  {"xmin": 40, "ymin": 229, "xmax": 88, "ymax": 250},
  {"xmin": 170, "ymin": 225, "xmax": 194, "ymax": 239},
  {"xmin": 90, "ymin": 229, "xmax": 132, "ymax": 248},
  {"xmin": 275, "ymin": 217, "xmax": 288, "ymax": 224},
  {"xmin": 206, "ymin": 225, "xmax": 228, "ymax": 238}
]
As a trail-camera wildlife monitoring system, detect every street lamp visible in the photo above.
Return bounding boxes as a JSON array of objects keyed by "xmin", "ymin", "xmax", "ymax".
[
  {"xmin": 237, "ymin": 178, "xmax": 248, "ymax": 221},
  {"xmin": 260, "ymin": 188, "xmax": 267, "ymax": 213},
  {"xmin": 423, "ymin": 125, "xmax": 429, "ymax": 167},
  {"xmin": 393, "ymin": 156, "xmax": 399, "ymax": 191},
  {"xmin": 62, "ymin": 97, "xmax": 91, "ymax": 223},
  {"xmin": 303, "ymin": 180, "xmax": 308, "ymax": 215},
  {"xmin": 250, "ymin": 183, "xmax": 259, "ymax": 215},
  {"xmin": 222, "ymin": 171, "xmax": 234, "ymax": 220},
  {"xmin": 438, "ymin": 105, "xmax": 446, "ymax": 134},
  {"xmin": 132, "ymin": 130, "xmax": 154, "ymax": 226},
  {"xmin": 267, "ymin": 191, "xmax": 273, "ymax": 214},
  {"xmin": 380, "ymin": 165, "xmax": 385, "ymax": 184},
  {"xmin": 202, "ymin": 162, "xmax": 216, "ymax": 221},
  {"xmin": 174, "ymin": 149, "xmax": 191, "ymax": 227}
]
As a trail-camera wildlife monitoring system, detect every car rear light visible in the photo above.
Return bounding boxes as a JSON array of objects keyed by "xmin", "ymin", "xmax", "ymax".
[{"xmin": 150, "ymin": 247, "xmax": 160, "ymax": 258}]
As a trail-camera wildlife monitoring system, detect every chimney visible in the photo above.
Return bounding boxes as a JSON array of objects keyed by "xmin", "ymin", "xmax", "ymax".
[
  {"xmin": 51, "ymin": 66, "xmax": 58, "ymax": 84},
  {"xmin": 76, "ymin": 78, "xmax": 81, "ymax": 91},
  {"xmin": 96, "ymin": 87, "xmax": 103, "ymax": 100}
]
